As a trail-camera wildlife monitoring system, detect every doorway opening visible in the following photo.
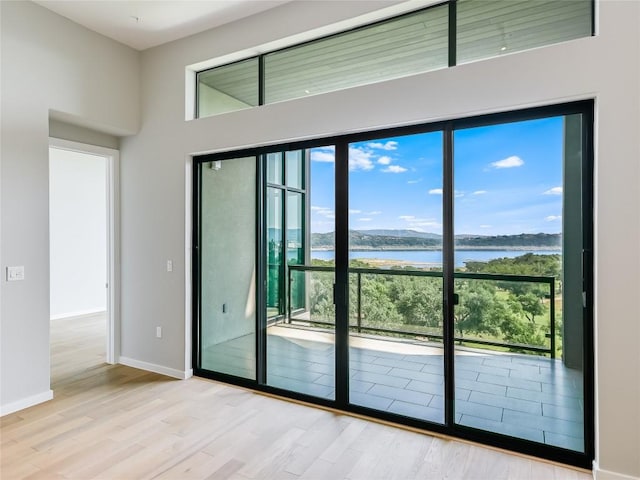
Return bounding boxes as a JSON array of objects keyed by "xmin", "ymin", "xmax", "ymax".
[{"xmin": 49, "ymin": 139, "xmax": 119, "ymax": 378}]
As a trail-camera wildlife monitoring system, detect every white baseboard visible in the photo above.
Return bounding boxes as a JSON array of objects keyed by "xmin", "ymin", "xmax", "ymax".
[
  {"xmin": 50, "ymin": 308, "xmax": 106, "ymax": 320},
  {"xmin": 119, "ymin": 356, "xmax": 192, "ymax": 380},
  {"xmin": 0, "ymin": 390, "xmax": 54, "ymax": 417},
  {"xmin": 593, "ymin": 462, "xmax": 640, "ymax": 480}
]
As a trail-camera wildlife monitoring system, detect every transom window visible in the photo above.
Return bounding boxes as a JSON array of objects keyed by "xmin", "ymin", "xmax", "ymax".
[{"xmin": 196, "ymin": 0, "xmax": 593, "ymax": 118}]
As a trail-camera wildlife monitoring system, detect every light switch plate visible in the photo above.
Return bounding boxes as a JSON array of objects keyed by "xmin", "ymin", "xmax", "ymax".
[{"xmin": 6, "ymin": 266, "xmax": 25, "ymax": 281}]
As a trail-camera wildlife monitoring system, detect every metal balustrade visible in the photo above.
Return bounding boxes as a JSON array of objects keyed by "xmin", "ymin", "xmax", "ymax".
[{"xmin": 287, "ymin": 264, "xmax": 556, "ymax": 358}]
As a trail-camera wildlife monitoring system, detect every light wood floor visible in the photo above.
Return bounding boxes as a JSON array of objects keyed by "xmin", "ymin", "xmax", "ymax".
[{"xmin": 0, "ymin": 314, "xmax": 591, "ymax": 480}]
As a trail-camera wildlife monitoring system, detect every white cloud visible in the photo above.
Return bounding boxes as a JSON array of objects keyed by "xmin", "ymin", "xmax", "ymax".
[
  {"xmin": 349, "ymin": 209, "xmax": 361, "ymax": 214},
  {"xmin": 543, "ymin": 186, "xmax": 563, "ymax": 195},
  {"xmin": 411, "ymin": 221, "xmax": 441, "ymax": 228},
  {"xmin": 490, "ymin": 155, "xmax": 524, "ymax": 169},
  {"xmin": 398, "ymin": 215, "xmax": 440, "ymax": 231},
  {"xmin": 377, "ymin": 156, "xmax": 392, "ymax": 165},
  {"xmin": 455, "ymin": 191, "xmax": 464, "ymax": 198},
  {"xmin": 428, "ymin": 188, "xmax": 443, "ymax": 195},
  {"xmin": 473, "ymin": 190, "xmax": 488, "ymax": 195},
  {"xmin": 545, "ymin": 215, "xmax": 562, "ymax": 222},
  {"xmin": 480, "ymin": 224, "xmax": 492, "ymax": 228},
  {"xmin": 407, "ymin": 178, "xmax": 422, "ymax": 184},
  {"xmin": 367, "ymin": 141, "xmax": 398, "ymax": 151},
  {"xmin": 358, "ymin": 217, "xmax": 372, "ymax": 222},
  {"xmin": 368, "ymin": 211, "xmax": 382, "ymax": 215},
  {"xmin": 348, "ymin": 146, "xmax": 374, "ymax": 171},
  {"xmin": 311, "ymin": 146, "xmax": 335, "ymax": 163},
  {"xmin": 311, "ymin": 206, "xmax": 334, "ymax": 218},
  {"xmin": 383, "ymin": 165, "xmax": 407, "ymax": 173}
]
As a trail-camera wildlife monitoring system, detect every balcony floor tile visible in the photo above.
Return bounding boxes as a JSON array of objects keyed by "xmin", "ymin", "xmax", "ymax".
[{"xmin": 202, "ymin": 328, "xmax": 585, "ymax": 452}]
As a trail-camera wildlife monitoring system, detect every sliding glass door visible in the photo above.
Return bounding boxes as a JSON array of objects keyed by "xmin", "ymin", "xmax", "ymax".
[
  {"xmin": 265, "ymin": 146, "xmax": 337, "ymax": 400},
  {"xmin": 452, "ymin": 114, "xmax": 588, "ymax": 452},
  {"xmin": 346, "ymin": 132, "xmax": 446, "ymax": 423},
  {"xmin": 193, "ymin": 101, "xmax": 593, "ymax": 467},
  {"xmin": 197, "ymin": 156, "xmax": 257, "ymax": 380}
]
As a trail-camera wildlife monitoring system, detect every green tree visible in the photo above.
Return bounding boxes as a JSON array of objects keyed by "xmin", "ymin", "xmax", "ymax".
[
  {"xmin": 391, "ymin": 276, "xmax": 441, "ymax": 328},
  {"xmin": 517, "ymin": 292, "xmax": 546, "ymax": 323},
  {"xmin": 454, "ymin": 281, "xmax": 501, "ymax": 339}
]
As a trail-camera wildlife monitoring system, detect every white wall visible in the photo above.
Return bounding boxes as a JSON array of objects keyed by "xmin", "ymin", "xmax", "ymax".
[
  {"xmin": 49, "ymin": 148, "xmax": 107, "ymax": 319},
  {"xmin": 50, "ymin": 119, "xmax": 120, "ymax": 150},
  {"xmin": 121, "ymin": 1, "xmax": 639, "ymax": 478},
  {"xmin": 0, "ymin": 1, "xmax": 139, "ymax": 414}
]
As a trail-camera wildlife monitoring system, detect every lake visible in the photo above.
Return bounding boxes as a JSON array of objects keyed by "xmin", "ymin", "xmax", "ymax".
[{"xmin": 310, "ymin": 249, "xmax": 560, "ymax": 268}]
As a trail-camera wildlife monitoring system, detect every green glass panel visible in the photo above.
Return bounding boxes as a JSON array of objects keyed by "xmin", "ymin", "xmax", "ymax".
[
  {"xmin": 197, "ymin": 58, "xmax": 258, "ymax": 117},
  {"xmin": 267, "ymin": 152, "xmax": 283, "ymax": 185},
  {"xmin": 267, "ymin": 187, "xmax": 283, "ymax": 317},
  {"xmin": 264, "ymin": 5, "xmax": 448, "ymax": 104},
  {"xmin": 457, "ymin": 0, "xmax": 592, "ymax": 65},
  {"xmin": 286, "ymin": 150, "xmax": 304, "ymax": 189}
]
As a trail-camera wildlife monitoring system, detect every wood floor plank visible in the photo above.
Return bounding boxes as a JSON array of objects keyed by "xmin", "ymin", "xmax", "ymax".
[{"xmin": 0, "ymin": 313, "xmax": 591, "ymax": 480}]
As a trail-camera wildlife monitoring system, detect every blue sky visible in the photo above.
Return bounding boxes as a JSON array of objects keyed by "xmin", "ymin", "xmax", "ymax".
[{"xmin": 309, "ymin": 117, "xmax": 564, "ymax": 236}]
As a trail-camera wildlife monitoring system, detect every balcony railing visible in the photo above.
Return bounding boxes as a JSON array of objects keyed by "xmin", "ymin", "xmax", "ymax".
[{"xmin": 287, "ymin": 265, "xmax": 556, "ymax": 358}]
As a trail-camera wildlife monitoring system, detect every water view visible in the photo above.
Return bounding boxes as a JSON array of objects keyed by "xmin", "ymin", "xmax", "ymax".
[{"xmin": 311, "ymin": 248, "xmax": 561, "ymax": 268}]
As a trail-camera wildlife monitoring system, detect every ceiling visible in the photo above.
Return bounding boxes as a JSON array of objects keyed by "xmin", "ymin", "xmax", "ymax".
[{"xmin": 34, "ymin": 0, "xmax": 292, "ymax": 51}]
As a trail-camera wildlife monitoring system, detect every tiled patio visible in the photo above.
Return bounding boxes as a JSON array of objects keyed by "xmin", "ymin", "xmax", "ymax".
[{"xmin": 201, "ymin": 325, "xmax": 585, "ymax": 452}]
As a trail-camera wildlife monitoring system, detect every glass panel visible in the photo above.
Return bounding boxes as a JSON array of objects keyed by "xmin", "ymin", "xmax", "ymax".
[
  {"xmin": 267, "ymin": 188, "xmax": 283, "ymax": 318},
  {"xmin": 286, "ymin": 150, "xmax": 304, "ymax": 189},
  {"xmin": 457, "ymin": 0, "xmax": 592, "ymax": 65},
  {"xmin": 264, "ymin": 5, "xmax": 448, "ymax": 104},
  {"xmin": 266, "ymin": 146, "xmax": 335, "ymax": 399},
  {"xmin": 347, "ymin": 132, "xmax": 445, "ymax": 423},
  {"xmin": 267, "ymin": 152, "xmax": 283, "ymax": 185},
  {"xmin": 287, "ymin": 192, "xmax": 304, "ymax": 265},
  {"xmin": 197, "ymin": 58, "xmax": 259, "ymax": 117},
  {"xmin": 287, "ymin": 191, "xmax": 305, "ymax": 310},
  {"xmin": 199, "ymin": 156, "xmax": 256, "ymax": 379},
  {"xmin": 453, "ymin": 116, "xmax": 585, "ymax": 452}
]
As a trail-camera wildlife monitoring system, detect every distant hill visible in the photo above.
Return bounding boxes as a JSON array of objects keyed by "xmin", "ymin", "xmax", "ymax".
[
  {"xmin": 455, "ymin": 233, "xmax": 561, "ymax": 248},
  {"xmin": 311, "ymin": 230, "xmax": 441, "ymax": 249},
  {"xmin": 358, "ymin": 229, "xmax": 442, "ymax": 240},
  {"xmin": 311, "ymin": 230, "xmax": 560, "ymax": 250}
]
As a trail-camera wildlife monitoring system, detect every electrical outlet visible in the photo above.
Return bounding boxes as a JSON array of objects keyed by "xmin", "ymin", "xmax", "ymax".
[
  {"xmin": 166, "ymin": 260, "xmax": 173, "ymax": 272},
  {"xmin": 156, "ymin": 326, "xmax": 162, "ymax": 338}
]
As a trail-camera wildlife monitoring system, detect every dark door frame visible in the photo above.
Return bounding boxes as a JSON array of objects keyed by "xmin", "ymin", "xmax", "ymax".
[{"xmin": 192, "ymin": 99, "xmax": 594, "ymax": 469}]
